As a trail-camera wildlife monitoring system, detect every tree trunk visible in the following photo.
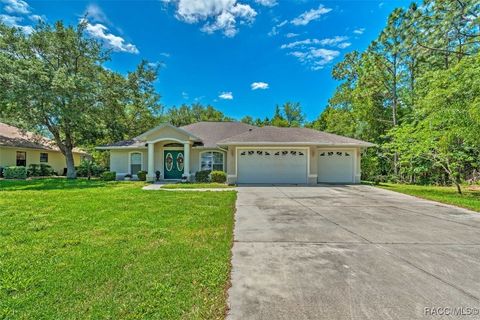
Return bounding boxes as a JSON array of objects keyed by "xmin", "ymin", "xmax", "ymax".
[
  {"xmin": 392, "ymin": 54, "xmax": 399, "ymax": 176},
  {"xmin": 64, "ymin": 148, "xmax": 77, "ymax": 179},
  {"xmin": 455, "ymin": 181, "xmax": 462, "ymax": 194}
]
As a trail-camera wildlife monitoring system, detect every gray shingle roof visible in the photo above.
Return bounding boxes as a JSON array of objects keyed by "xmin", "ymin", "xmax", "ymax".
[
  {"xmin": 180, "ymin": 121, "xmax": 257, "ymax": 148},
  {"xmin": 97, "ymin": 122, "xmax": 374, "ymax": 149},
  {"xmin": 0, "ymin": 122, "xmax": 85, "ymax": 152},
  {"xmin": 217, "ymin": 126, "xmax": 375, "ymax": 146}
]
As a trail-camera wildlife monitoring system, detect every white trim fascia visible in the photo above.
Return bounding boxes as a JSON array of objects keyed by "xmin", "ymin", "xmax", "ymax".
[
  {"xmin": 220, "ymin": 142, "xmax": 374, "ymax": 147},
  {"xmin": 96, "ymin": 146, "xmax": 147, "ymax": 150},
  {"xmin": 1, "ymin": 144, "xmax": 85, "ymax": 154},
  {"xmin": 148, "ymin": 137, "xmax": 190, "ymax": 145},
  {"xmin": 235, "ymin": 146, "xmax": 310, "ymax": 181}
]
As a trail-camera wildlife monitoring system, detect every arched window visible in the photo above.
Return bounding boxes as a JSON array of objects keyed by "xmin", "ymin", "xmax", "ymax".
[
  {"xmin": 200, "ymin": 151, "xmax": 224, "ymax": 171},
  {"xmin": 130, "ymin": 152, "xmax": 143, "ymax": 175}
]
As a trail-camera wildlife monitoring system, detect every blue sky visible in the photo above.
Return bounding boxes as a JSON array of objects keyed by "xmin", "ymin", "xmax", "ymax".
[{"xmin": 1, "ymin": 0, "xmax": 410, "ymax": 121}]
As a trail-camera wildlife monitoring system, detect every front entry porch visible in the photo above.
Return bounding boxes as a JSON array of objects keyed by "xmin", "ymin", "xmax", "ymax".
[{"xmin": 146, "ymin": 140, "xmax": 191, "ymax": 182}]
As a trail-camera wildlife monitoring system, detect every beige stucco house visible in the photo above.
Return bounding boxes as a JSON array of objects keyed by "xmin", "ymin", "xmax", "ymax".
[
  {"xmin": 97, "ymin": 122, "xmax": 374, "ymax": 184},
  {"xmin": 0, "ymin": 122, "xmax": 84, "ymax": 175}
]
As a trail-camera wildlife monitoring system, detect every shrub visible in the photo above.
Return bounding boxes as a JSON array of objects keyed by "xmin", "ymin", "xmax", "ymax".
[
  {"xmin": 28, "ymin": 164, "xmax": 54, "ymax": 176},
  {"xmin": 195, "ymin": 170, "xmax": 210, "ymax": 183},
  {"xmin": 102, "ymin": 171, "xmax": 116, "ymax": 181},
  {"xmin": 28, "ymin": 164, "xmax": 41, "ymax": 177},
  {"xmin": 210, "ymin": 171, "xmax": 226, "ymax": 183},
  {"xmin": 76, "ymin": 160, "xmax": 105, "ymax": 178},
  {"xmin": 40, "ymin": 164, "xmax": 55, "ymax": 176},
  {"xmin": 137, "ymin": 171, "xmax": 147, "ymax": 181},
  {"xmin": 4, "ymin": 166, "xmax": 27, "ymax": 179},
  {"xmin": 0, "ymin": 166, "xmax": 4, "ymax": 178}
]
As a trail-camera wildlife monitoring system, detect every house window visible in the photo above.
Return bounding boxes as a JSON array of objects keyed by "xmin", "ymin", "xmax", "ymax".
[
  {"xmin": 200, "ymin": 151, "xmax": 224, "ymax": 171},
  {"xmin": 16, "ymin": 151, "xmax": 26, "ymax": 166},
  {"xmin": 40, "ymin": 153, "xmax": 48, "ymax": 163},
  {"xmin": 130, "ymin": 152, "xmax": 142, "ymax": 175}
]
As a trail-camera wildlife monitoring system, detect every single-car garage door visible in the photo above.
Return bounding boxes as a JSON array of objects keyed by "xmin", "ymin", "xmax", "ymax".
[
  {"xmin": 317, "ymin": 150, "xmax": 354, "ymax": 183},
  {"xmin": 237, "ymin": 149, "xmax": 308, "ymax": 184}
]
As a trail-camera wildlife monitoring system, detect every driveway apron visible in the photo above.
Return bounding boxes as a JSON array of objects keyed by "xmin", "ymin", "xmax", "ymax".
[{"xmin": 227, "ymin": 185, "xmax": 480, "ymax": 320}]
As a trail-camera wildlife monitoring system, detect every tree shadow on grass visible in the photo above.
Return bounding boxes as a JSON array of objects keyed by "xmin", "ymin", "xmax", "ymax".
[{"xmin": 0, "ymin": 178, "xmax": 113, "ymax": 191}]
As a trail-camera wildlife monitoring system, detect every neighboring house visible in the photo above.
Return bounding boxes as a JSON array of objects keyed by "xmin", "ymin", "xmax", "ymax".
[
  {"xmin": 97, "ymin": 121, "xmax": 374, "ymax": 184},
  {"xmin": 0, "ymin": 122, "xmax": 84, "ymax": 175}
]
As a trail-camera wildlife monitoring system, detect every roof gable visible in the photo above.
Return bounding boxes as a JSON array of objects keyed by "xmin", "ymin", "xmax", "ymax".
[{"xmin": 135, "ymin": 123, "xmax": 202, "ymax": 143}]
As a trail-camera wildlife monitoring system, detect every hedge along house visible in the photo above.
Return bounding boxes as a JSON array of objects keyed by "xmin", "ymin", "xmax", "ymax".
[
  {"xmin": 97, "ymin": 121, "xmax": 374, "ymax": 184},
  {"xmin": 0, "ymin": 122, "xmax": 85, "ymax": 175}
]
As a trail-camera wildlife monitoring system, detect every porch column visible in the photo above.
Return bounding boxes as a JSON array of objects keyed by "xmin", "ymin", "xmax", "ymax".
[
  {"xmin": 183, "ymin": 142, "xmax": 190, "ymax": 179},
  {"xmin": 147, "ymin": 142, "xmax": 155, "ymax": 182}
]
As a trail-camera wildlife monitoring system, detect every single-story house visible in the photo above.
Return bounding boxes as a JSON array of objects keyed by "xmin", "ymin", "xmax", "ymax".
[
  {"xmin": 97, "ymin": 121, "xmax": 374, "ymax": 184},
  {"xmin": 0, "ymin": 122, "xmax": 85, "ymax": 175}
]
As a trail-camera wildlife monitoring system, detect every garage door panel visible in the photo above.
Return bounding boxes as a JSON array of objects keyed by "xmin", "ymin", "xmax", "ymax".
[
  {"xmin": 317, "ymin": 150, "xmax": 354, "ymax": 183},
  {"xmin": 237, "ymin": 149, "xmax": 307, "ymax": 184}
]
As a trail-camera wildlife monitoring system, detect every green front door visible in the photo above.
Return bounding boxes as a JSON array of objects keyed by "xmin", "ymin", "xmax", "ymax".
[{"xmin": 164, "ymin": 150, "xmax": 184, "ymax": 179}]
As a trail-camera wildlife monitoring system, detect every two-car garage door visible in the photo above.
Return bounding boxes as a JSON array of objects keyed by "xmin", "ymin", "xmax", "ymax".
[
  {"xmin": 236, "ymin": 148, "xmax": 355, "ymax": 184},
  {"xmin": 237, "ymin": 149, "xmax": 308, "ymax": 184}
]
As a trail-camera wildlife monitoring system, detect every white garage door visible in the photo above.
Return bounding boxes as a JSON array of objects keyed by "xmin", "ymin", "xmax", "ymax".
[
  {"xmin": 237, "ymin": 149, "xmax": 308, "ymax": 184},
  {"xmin": 317, "ymin": 150, "xmax": 354, "ymax": 183}
]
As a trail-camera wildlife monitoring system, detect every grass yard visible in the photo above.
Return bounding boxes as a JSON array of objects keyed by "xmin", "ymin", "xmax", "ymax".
[
  {"xmin": 0, "ymin": 179, "xmax": 236, "ymax": 319},
  {"xmin": 161, "ymin": 183, "xmax": 234, "ymax": 189},
  {"xmin": 377, "ymin": 183, "xmax": 480, "ymax": 213}
]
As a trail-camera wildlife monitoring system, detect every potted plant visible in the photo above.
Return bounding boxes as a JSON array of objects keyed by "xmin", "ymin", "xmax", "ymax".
[
  {"xmin": 155, "ymin": 170, "xmax": 161, "ymax": 182},
  {"xmin": 181, "ymin": 175, "xmax": 188, "ymax": 183},
  {"xmin": 124, "ymin": 174, "xmax": 132, "ymax": 181}
]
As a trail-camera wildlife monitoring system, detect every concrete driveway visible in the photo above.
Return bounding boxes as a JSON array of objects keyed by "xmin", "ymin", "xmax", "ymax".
[{"xmin": 227, "ymin": 185, "xmax": 480, "ymax": 320}]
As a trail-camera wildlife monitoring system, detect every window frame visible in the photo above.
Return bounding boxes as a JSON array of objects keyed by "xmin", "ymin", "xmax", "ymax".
[
  {"xmin": 40, "ymin": 152, "xmax": 49, "ymax": 163},
  {"xmin": 199, "ymin": 150, "xmax": 225, "ymax": 172},
  {"xmin": 16, "ymin": 151, "xmax": 27, "ymax": 167},
  {"xmin": 128, "ymin": 151, "xmax": 144, "ymax": 175}
]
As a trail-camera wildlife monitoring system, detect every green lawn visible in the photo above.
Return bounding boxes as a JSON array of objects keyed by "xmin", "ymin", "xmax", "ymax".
[
  {"xmin": 0, "ymin": 179, "xmax": 236, "ymax": 319},
  {"xmin": 161, "ymin": 183, "xmax": 234, "ymax": 189},
  {"xmin": 377, "ymin": 183, "xmax": 480, "ymax": 213}
]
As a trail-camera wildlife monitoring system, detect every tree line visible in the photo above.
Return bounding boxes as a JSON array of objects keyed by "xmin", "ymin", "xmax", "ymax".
[
  {"xmin": 309, "ymin": 0, "xmax": 480, "ymax": 192},
  {"xmin": 1, "ymin": 0, "xmax": 479, "ymax": 189}
]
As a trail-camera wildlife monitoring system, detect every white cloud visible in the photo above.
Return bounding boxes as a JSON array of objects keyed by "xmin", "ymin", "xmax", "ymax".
[
  {"xmin": 29, "ymin": 14, "xmax": 45, "ymax": 22},
  {"xmin": 285, "ymin": 32, "xmax": 299, "ymax": 38},
  {"xmin": 353, "ymin": 28, "xmax": 365, "ymax": 35},
  {"xmin": 84, "ymin": 3, "xmax": 110, "ymax": 24},
  {"xmin": 337, "ymin": 42, "xmax": 351, "ymax": 49},
  {"xmin": 182, "ymin": 91, "xmax": 189, "ymax": 99},
  {"xmin": 1, "ymin": 0, "xmax": 30, "ymax": 15},
  {"xmin": 219, "ymin": 91, "xmax": 233, "ymax": 100},
  {"xmin": 288, "ymin": 47, "xmax": 339, "ymax": 70},
  {"xmin": 281, "ymin": 36, "xmax": 349, "ymax": 49},
  {"xmin": 84, "ymin": 21, "xmax": 139, "ymax": 54},
  {"xmin": 319, "ymin": 36, "xmax": 348, "ymax": 46},
  {"xmin": 251, "ymin": 82, "xmax": 269, "ymax": 90},
  {"xmin": 0, "ymin": 14, "xmax": 33, "ymax": 33},
  {"xmin": 166, "ymin": 0, "xmax": 257, "ymax": 37},
  {"xmin": 281, "ymin": 36, "xmax": 347, "ymax": 70},
  {"xmin": 267, "ymin": 19, "xmax": 287, "ymax": 36},
  {"xmin": 291, "ymin": 4, "xmax": 331, "ymax": 26},
  {"xmin": 255, "ymin": 0, "xmax": 277, "ymax": 7}
]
